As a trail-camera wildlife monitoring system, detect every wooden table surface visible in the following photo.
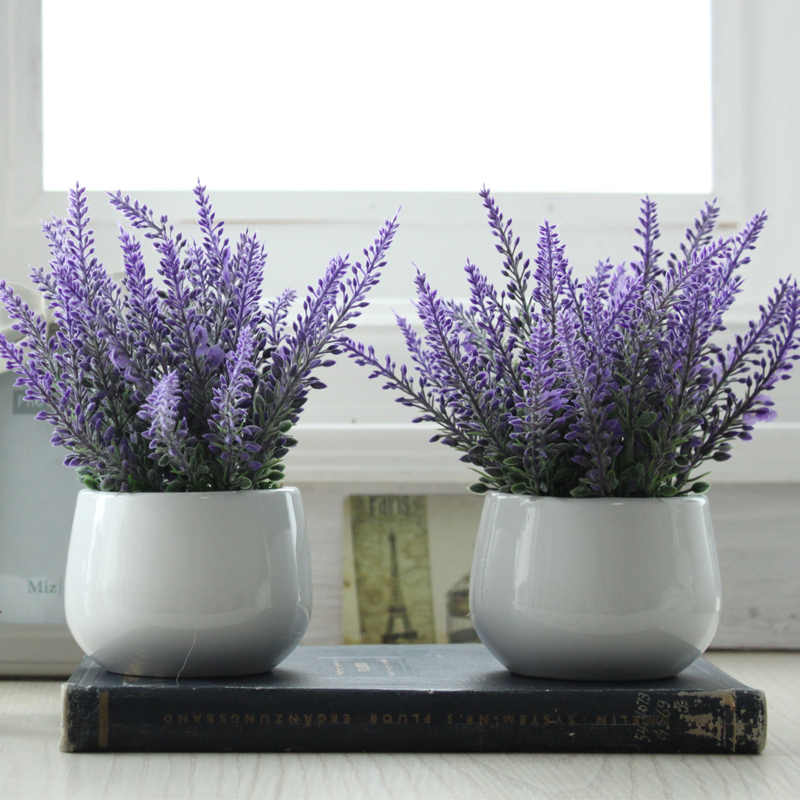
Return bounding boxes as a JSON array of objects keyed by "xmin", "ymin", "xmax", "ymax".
[{"xmin": 1, "ymin": 652, "xmax": 798, "ymax": 800}]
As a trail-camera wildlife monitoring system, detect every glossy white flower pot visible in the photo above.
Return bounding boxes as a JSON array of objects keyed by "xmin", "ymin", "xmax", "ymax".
[
  {"xmin": 470, "ymin": 493, "xmax": 721, "ymax": 680},
  {"xmin": 64, "ymin": 487, "xmax": 312, "ymax": 677}
]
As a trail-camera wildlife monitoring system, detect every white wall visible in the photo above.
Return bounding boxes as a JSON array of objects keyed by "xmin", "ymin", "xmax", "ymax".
[{"xmin": 739, "ymin": 1, "xmax": 800, "ymax": 305}]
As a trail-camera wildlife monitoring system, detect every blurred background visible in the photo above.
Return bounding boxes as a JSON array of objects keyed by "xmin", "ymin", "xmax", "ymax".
[{"xmin": 1, "ymin": 0, "xmax": 798, "ymax": 672}]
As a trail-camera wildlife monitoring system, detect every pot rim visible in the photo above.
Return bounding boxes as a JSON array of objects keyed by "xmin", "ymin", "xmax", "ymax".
[
  {"xmin": 76, "ymin": 486, "xmax": 298, "ymax": 499},
  {"xmin": 485, "ymin": 491, "xmax": 708, "ymax": 505}
]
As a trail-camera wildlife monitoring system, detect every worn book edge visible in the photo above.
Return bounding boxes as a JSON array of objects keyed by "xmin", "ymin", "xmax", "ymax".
[
  {"xmin": 60, "ymin": 670, "xmax": 110, "ymax": 753},
  {"xmin": 678, "ymin": 687, "xmax": 767, "ymax": 754}
]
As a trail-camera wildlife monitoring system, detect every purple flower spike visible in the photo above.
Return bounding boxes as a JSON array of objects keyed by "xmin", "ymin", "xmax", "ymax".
[
  {"xmin": 346, "ymin": 190, "xmax": 800, "ymax": 498},
  {"xmin": 139, "ymin": 371, "xmax": 182, "ymax": 447},
  {"xmin": 0, "ymin": 184, "xmax": 397, "ymax": 492}
]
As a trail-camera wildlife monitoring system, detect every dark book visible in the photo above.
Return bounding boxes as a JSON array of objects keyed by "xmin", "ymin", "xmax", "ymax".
[{"xmin": 60, "ymin": 644, "xmax": 766, "ymax": 754}]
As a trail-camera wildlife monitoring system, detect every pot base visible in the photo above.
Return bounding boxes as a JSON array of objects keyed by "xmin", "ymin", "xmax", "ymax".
[
  {"xmin": 476, "ymin": 621, "xmax": 708, "ymax": 681},
  {"xmin": 85, "ymin": 607, "xmax": 312, "ymax": 678}
]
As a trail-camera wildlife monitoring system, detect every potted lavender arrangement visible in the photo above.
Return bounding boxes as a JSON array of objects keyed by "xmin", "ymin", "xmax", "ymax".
[
  {"xmin": 0, "ymin": 184, "xmax": 397, "ymax": 677},
  {"xmin": 347, "ymin": 190, "xmax": 800, "ymax": 679}
]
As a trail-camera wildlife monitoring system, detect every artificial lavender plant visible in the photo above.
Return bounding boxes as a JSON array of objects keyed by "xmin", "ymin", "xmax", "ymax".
[
  {"xmin": 0, "ymin": 184, "xmax": 397, "ymax": 491},
  {"xmin": 347, "ymin": 190, "xmax": 800, "ymax": 497}
]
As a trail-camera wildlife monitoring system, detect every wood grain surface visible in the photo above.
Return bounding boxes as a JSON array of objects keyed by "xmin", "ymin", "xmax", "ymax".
[{"xmin": 1, "ymin": 653, "xmax": 798, "ymax": 800}]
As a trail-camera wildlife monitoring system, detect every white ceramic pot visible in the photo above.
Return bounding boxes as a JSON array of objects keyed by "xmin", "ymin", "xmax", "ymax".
[
  {"xmin": 64, "ymin": 487, "xmax": 312, "ymax": 677},
  {"xmin": 469, "ymin": 493, "xmax": 721, "ymax": 680}
]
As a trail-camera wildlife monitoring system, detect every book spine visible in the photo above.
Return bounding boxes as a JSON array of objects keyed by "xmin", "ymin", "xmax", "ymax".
[{"xmin": 60, "ymin": 686, "xmax": 767, "ymax": 754}]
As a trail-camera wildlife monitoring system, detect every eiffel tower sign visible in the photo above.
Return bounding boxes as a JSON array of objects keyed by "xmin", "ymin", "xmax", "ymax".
[{"xmin": 382, "ymin": 530, "xmax": 418, "ymax": 643}]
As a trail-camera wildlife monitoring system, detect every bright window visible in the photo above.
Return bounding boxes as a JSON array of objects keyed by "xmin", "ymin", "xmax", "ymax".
[{"xmin": 42, "ymin": 0, "xmax": 712, "ymax": 193}]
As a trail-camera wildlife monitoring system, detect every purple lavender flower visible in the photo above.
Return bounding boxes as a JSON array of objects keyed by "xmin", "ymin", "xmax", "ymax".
[
  {"xmin": 347, "ymin": 190, "xmax": 800, "ymax": 497},
  {"xmin": 205, "ymin": 329, "xmax": 262, "ymax": 487},
  {"xmin": 0, "ymin": 184, "xmax": 397, "ymax": 492},
  {"xmin": 137, "ymin": 371, "xmax": 201, "ymax": 488}
]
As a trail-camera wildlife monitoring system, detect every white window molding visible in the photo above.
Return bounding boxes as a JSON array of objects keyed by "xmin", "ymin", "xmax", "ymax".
[{"xmin": 284, "ymin": 421, "xmax": 800, "ymax": 486}]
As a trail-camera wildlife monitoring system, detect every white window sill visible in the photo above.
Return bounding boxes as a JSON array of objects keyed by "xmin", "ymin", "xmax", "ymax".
[{"xmin": 285, "ymin": 422, "xmax": 800, "ymax": 485}]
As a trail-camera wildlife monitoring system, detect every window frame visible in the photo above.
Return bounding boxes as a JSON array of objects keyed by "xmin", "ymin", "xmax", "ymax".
[{"xmin": 5, "ymin": 1, "xmax": 745, "ymax": 229}]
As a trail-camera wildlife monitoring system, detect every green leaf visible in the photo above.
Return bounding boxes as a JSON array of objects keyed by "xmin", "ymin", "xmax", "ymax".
[
  {"xmin": 638, "ymin": 428, "xmax": 657, "ymax": 447},
  {"xmin": 690, "ymin": 481, "xmax": 710, "ymax": 494},
  {"xmin": 619, "ymin": 462, "xmax": 646, "ymax": 492},
  {"xmin": 78, "ymin": 469, "xmax": 100, "ymax": 490},
  {"xmin": 636, "ymin": 410, "xmax": 658, "ymax": 427},
  {"xmin": 469, "ymin": 482, "xmax": 489, "ymax": 494}
]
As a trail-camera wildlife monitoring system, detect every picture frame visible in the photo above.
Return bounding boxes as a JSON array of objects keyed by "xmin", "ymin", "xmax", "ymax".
[
  {"xmin": 0, "ymin": 369, "xmax": 82, "ymax": 675},
  {"xmin": 342, "ymin": 494, "xmax": 484, "ymax": 646}
]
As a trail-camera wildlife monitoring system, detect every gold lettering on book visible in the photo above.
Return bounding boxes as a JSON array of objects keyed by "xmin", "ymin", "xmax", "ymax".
[
  {"xmin": 156, "ymin": 698, "xmax": 737, "ymax": 738},
  {"xmin": 440, "ymin": 710, "xmax": 677, "ymax": 730},
  {"xmin": 161, "ymin": 710, "xmax": 356, "ymax": 727},
  {"xmin": 367, "ymin": 712, "xmax": 431, "ymax": 725}
]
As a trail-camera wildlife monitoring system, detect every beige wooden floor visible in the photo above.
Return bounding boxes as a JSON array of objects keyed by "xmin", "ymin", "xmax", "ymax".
[{"xmin": 1, "ymin": 652, "xmax": 798, "ymax": 800}]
